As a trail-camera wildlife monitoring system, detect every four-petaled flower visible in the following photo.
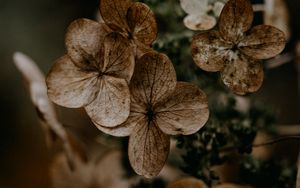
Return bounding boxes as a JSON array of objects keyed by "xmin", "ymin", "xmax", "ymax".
[
  {"xmin": 93, "ymin": 52, "xmax": 209, "ymax": 178},
  {"xmin": 100, "ymin": 0, "xmax": 157, "ymax": 57},
  {"xmin": 192, "ymin": 0, "xmax": 286, "ymax": 95},
  {"xmin": 180, "ymin": 0, "xmax": 226, "ymax": 31},
  {"xmin": 47, "ymin": 32, "xmax": 135, "ymax": 127}
]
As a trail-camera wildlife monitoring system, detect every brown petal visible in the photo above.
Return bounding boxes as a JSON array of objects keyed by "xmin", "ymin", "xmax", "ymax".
[
  {"xmin": 128, "ymin": 121, "xmax": 170, "ymax": 178},
  {"xmin": 130, "ymin": 52, "xmax": 177, "ymax": 106},
  {"xmin": 168, "ymin": 177, "xmax": 208, "ymax": 188},
  {"xmin": 192, "ymin": 31, "xmax": 232, "ymax": 72},
  {"xmin": 127, "ymin": 2, "xmax": 157, "ymax": 45},
  {"xmin": 221, "ymin": 54, "xmax": 264, "ymax": 95},
  {"xmin": 85, "ymin": 75, "xmax": 130, "ymax": 127},
  {"xmin": 46, "ymin": 55, "xmax": 99, "ymax": 108},
  {"xmin": 219, "ymin": 0, "xmax": 253, "ymax": 43},
  {"xmin": 102, "ymin": 32, "xmax": 135, "ymax": 83},
  {"xmin": 92, "ymin": 112, "xmax": 145, "ymax": 137},
  {"xmin": 65, "ymin": 18, "xmax": 111, "ymax": 70},
  {"xmin": 100, "ymin": 0, "xmax": 133, "ymax": 31},
  {"xmin": 238, "ymin": 25, "xmax": 286, "ymax": 60},
  {"xmin": 155, "ymin": 82, "xmax": 209, "ymax": 135}
]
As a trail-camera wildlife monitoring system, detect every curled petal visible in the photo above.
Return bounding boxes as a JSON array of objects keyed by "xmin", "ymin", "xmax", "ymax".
[
  {"xmin": 127, "ymin": 2, "xmax": 157, "ymax": 45},
  {"xmin": 65, "ymin": 19, "xmax": 111, "ymax": 70},
  {"xmin": 221, "ymin": 54, "xmax": 264, "ymax": 95},
  {"xmin": 102, "ymin": 32, "xmax": 135, "ymax": 83},
  {"xmin": 85, "ymin": 76, "xmax": 130, "ymax": 127},
  {"xmin": 129, "ymin": 121, "xmax": 170, "ymax": 178},
  {"xmin": 46, "ymin": 55, "xmax": 99, "ymax": 108},
  {"xmin": 155, "ymin": 82, "xmax": 209, "ymax": 135},
  {"xmin": 100, "ymin": 0, "xmax": 133, "ymax": 31},
  {"xmin": 239, "ymin": 25, "xmax": 286, "ymax": 60},
  {"xmin": 92, "ymin": 113, "xmax": 145, "ymax": 137},
  {"xmin": 192, "ymin": 31, "xmax": 232, "ymax": 72},
  {"xmin": 130, "ymin": 52, "xmax": 177, "ymax": 106},
  {"xmin": 219, "ymin": 0, "xmax": 253, "ymax": 43},
  {"xmin": 183, "ymin": 14, "xmax": 217, "ymax": 31},
  {"xmin": 168, "ymin": 177, "xmax": 208, "ymax": 188}
]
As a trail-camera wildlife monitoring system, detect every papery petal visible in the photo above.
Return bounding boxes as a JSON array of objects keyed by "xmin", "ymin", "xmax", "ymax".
[
  {"xmin": 130, "ymin": 52, "xmax": 177, "ymax": 106},
  {"xmin": 129, "ymin": 121, "xmax": 170, "ymax": 178},
  {"xmin": 183, "ymin": 14, "xmax": 217, "ymax": 31},
  {"xmin": 180, "ymin": 0, "xmax": 208, "ymax": 15},
  {"xmin": 192, "ymin": 31, "xmax": 232, "ymax": 72},
  {"xmin": 168, "ymin": 177, "xmax": 208, "ymax": 188},
  {"xmin": 92, "ymin": 113, "xmax": 145, "ymax": 137},
  {"xmin": 65, "ymin": 18, "xmax": 111, "ymax": 70},
  {"xmin": 221, "ymin": 54, "xmax": 264, "ymax": 95},
  {"xmin": 238, "ymin": 25, "xmax": 286, "ymax": 60},
  {"xmin": 100, "ymin": 0, "xmax": 133, "ymax": 31},
  {"xmin": 46, "ymin": 55, "xmax": 99, "ymax": 108},
  {"xmin": 85, "ymin": 75, "xmax": 130, "ymax": 127},
  {"xmin": 219, "ymin": 0, "xmax": 253, "ymax": 43},
  {"xmin": 213, "ymin": 2, "xmax": 225, "ymax": 16},
  {"xmin": 102, "ymin": 32, "xmax": 135, "ymax": 83},
  {"xmin": 155, "ymin": 82, "xmax": 209, "ymax": 135},
  {"xmin": 127, "ymin": 2, "xmax": 157, "ymax": 45}
]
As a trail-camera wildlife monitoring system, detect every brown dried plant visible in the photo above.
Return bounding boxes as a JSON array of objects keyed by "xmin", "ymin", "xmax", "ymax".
[
  {"xmin": 192, "ymin": 0, "xmax": 286, "ymax": 95},
  {"xmin": 13, "ymin": 52, "xmax": 87, "ymax": 170},
  {"xmin": 99, "ymin": 0, "xmax": 157, "ymax": 57},
  {"xmin": 47, "ymin": 32, "xmax": 135, "ymax": 127},
  {"xmin": 93, "ymin": 52, "xmax": 209, "ymax": 178}
]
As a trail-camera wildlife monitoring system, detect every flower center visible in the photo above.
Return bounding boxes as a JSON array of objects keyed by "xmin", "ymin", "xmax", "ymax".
[
  {"xmin": 232, "ymin": 44, "xmax": 239, "ymax": 52},
  {"xmin": 146, "ymin": 106, "xmax": 156, "ymax": 122}
]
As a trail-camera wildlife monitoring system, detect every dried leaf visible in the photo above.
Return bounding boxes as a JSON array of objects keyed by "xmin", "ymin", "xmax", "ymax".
[
  {"xmin": 155, "ymin": 82, "xmax": 209, "ymax": 135},
  {"xmin": 100, "ymin": 0, "xmax": 133, "ymax": 31},
  {"xmin": 127, "ymin": 2, "xmax": 157, "ymax": 46},
  {"xmin": 128, "ymin": 121, "xmax": 170, "ymax": 178},
  {"xmin": 168, "ymin": 177, "xmax": 208, "ymax": 188},
  {"xmin": 85, "ymin": 76, "xmax": 130, "ymax": 127},
  {"xmin": 102, "ymin": 32, "xmax": 135, "ymax": 83},
  {"xmin": 65, "ymin": 18, "xmax": 111, "ymax": 70},
  {"xmin": 219, "ymin": 0, "xmax": 253, "ymax": 42},
  {"xmin": 192, "ymin": 31, "xmax": 232, "ymax": 72},
  {"xmin": 221, "ymin": 54, "xmax": 264, "ymax": 95},
  {"xmin": 130, "ymin": 52, "xmax": 177, "ymax": 106},
  {"xmin": 184, "ymin": 14, "xmax": 217, "ymax": 31},
  {"xmin": 239, "ymin": 25, "xmax": 286, "ymax": 60},
  {"xmin": 14, "ymin": 52, "xmax": 87, "ymax": 170},
  {"xmin": 46, "ymin": 55, "xmax": 99, "ymax": 108}
]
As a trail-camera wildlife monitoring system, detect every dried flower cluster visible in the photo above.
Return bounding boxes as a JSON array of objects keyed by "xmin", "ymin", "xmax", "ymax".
[
  {"xmin": 180, "ymin": 0, "xmax": 226, "ymax": 30},
  {"xmin": 191, "ymin": 0, "xmax": 286, "ymax": 95},
  {"xmin": 46, "ymin": 0, "xmax": 209, "ymax": 178}
]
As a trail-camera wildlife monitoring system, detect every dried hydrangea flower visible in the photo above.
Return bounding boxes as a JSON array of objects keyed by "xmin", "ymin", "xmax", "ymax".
[
  {"xmin": 100, "ymin": 0, "xmax": 157, "ymax": 57},
  {"xmin": 93, "ymin": 52, "xmax": 209, "ymax": 178},
  {"xmin": 180, "ymin": 0, "xmax": 226, "ymax": 30},
  {"xmin": 13, "ymin": 52, "xmax": 87, "ymax": 170},
  {"xmin": 192, "ymin": 0, "xmax": 286, "ymax": 95},
  {"xmin": 47, "ymin": 31, "xmax": 135, "ymax": 127}
]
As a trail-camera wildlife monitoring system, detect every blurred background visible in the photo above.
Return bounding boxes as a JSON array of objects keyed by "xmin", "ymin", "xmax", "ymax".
[{"xmin": 0, "ymin": 0, "xmax": 299, "ymax": 187}]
